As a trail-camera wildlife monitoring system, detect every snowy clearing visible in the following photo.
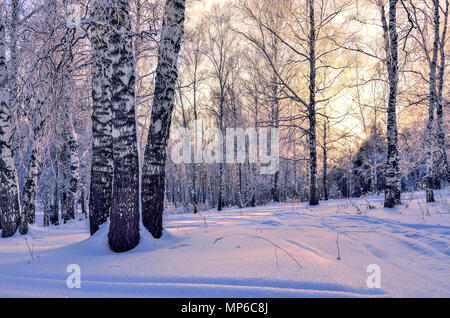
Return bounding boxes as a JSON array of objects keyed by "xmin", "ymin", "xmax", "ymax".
[{"xmin": 0, "ymin": 190, "xmax": 449, "ymax": 298}]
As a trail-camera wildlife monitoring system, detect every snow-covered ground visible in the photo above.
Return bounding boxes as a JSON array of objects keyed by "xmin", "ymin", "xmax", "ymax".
[{"xmin": 0, "ymin": 190, "xmax": 449, "ymax": 298}]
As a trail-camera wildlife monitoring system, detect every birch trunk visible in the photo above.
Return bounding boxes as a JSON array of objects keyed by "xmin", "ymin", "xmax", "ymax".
[
  {"xmin": 19, "ymin": 123, "xmax": 43, "ymax": 234},
  {"xmin": 250, "ymin": 100, "xmax": 258, "ymax": 207},
  {"xmin": 308, "ymin": 0, "xmax": 319, "ymax": 206},
  {"xmin": 270, "ymin": 40, "xmax": 280, "ymax": 203},
  {"xmin": 108, "ymin": 0, "xmax": 140, "ymax": 252},
  {"xmin": 63, "ymin": 122, "xmax": 80, "ymax": 222},
  {"xmin": 217, "ymin": 95, "xmax": 225, "ymax": 212},
  {"xmin": 21, "ymin": 114, "xmax": 45, "ymax": 228},
  {"xmin": 0, "ymin": 21, "xmax": 21, "ymax": 238},
  {"xmin": 43, "ymin": 186, "xmax": 51, "ymax": 227},
  {"xmin": 177, "ymin": 84, "xmax": 193, "ymax": 210},
  {"xmin": 192, "ymin": 56, "xmax": 199, "ymax": 213},
  {"xmin": 425, "ymin": 0, "xmax": 440, "ymax": 203},
  {"xmin": 19, "ymin": 149, "xmax": 36, "ymax": 234},
  {"xmin": 192, "ymin": 139, "xmax": 199, "ymax": 213},
  {"xmin": 142, "ymin": 0, "xmax": 186, "ymax": 238},
  {"xmin": 9, "ymin": 0, "xmax": 19, "ymax": 114},
  {"xmin": 323, "ymin": 122, "xmax": 329, "ymax": 201},
  {"xmin": 59, "ymin": 143, "xmax": 68, "ymax": 221},
  {"xmin": 50, "ymin": 148, "xmax": 59, "ymax": 226},
  {"xmin": 217, "ymin": 149, "xmax": 224, "ymax": 211},
  {"xmin": 237, "ymin": 163, "xmax": 243, "ymax": 208},
  {"xmin": 89, "ymin": 1, "xmax": 114, "ymax": 235},
  {"xmin": 381, "ymin": 0, "xmax": 401, "ymax": 208},
  {"xmin": 436, "ymin": 0, "xmax": 449, "ymax": 183}
]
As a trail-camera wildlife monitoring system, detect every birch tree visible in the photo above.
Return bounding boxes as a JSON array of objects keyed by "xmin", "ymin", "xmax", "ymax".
[
  {"xmin": 436, "ymin": 0, "xmax": 450, "ymax": 184},
  {"xmin": 0, "ymin": 20, "xmax": 21, "ymax": 237},
  {"xmin": 108, "ymin": 0, "xmax": 141, "ymax": 251},
  {"xmin": 379, "ymin": 0, "xmax": 402, "ymax": 208},
  {"xmin": 89, "ymin": 1, "xmax": 113, "ymax": 235},
  {"xmin": 141, "ymin": 0, "xmax": 186, "ymax": 238},
  {"xmin": 424, "ymin": 0, "xmax": 440, "ymax": 203},
  {"xmin": 403, "ymin": 0, "xmax": 449, "ymax": 201},
  {"xmin": 19, "ymin": 100, "xmax": 46, "ymax": 234},
  {"xmin": 307, "ymin": 0, "xmax": 319, "ymax": 205},
  {"xmin": 63, "ymin": 120, "xmax": 80, "ymax": 222},
  {"xmin": 181, "ymin": 28, "xmax": 206, "ymax": 213},
  {"xmin": 238, "ymin": 0, "xmax": 351, "ymax": 206}
]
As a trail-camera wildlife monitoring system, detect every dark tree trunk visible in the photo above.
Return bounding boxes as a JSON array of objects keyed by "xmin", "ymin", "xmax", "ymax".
[
  {"xmin": 89, "ymin": 1, "xmax": 114, "ymax": 235},
  {"xmin": 80, "ymin": 188, "xmax": 87, "ymax": 219},
  {"xmin": 63, "ymin": 123, "xmax": 79, "ymax": 222},
  {"xmin": 50, "ymin": 153, "xmax": 60, "ymax": 226},
  {"xmin": 217, "ymin": 163, "xmax": 224, "ymax": 211},
  {"xmin": 323, "ymin": 123, "xmax": 329, "ymax": 201},
  {"xmin": 272, "ymin": 171, "xmax": 280, "ymax": 202},
  {"xmin": 238, "ymin": 163, "xmax": 243, "ymax": 207},
  {"xmin": 50, "ymin": 185, "xmax": 59, "ymax": 226},
  {"xmin": 308, "ymin": 0, "xmax": 319, "ymax": 206},
  {"xmin": 59, "ymin": 143, "xmax": 68, "ymax": 222},
  {"xmin": 270, "ymin": 71, "xmax": 280, "ymax": 202},
  {"xmin": 192, "ymin": 62, "xmax": 199, "ymax": 213},
  {"xmin": 43, "ymin": 187, "xmax": 51, "ymax": 227},
  {"xmin": 108, "ymin": 0, "xmax": 140, "ymax": 252},
  {"xmin": 141, "ymin": 0, "xmax": 186, "ymax": 238}
]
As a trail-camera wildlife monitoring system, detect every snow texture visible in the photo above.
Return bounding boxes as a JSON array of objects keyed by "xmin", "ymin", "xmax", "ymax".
[{"xmin": 0, "ymin": 190, "xmax": 448, "ymax": 297}]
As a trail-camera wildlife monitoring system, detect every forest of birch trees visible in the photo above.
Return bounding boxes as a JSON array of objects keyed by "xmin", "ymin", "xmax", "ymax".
[{"xmin": 0, "ymin": 0, "xmax": 448, "ymax": 252}]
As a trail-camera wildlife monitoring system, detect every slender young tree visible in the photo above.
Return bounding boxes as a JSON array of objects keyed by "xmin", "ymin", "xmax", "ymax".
[
  {"xmin": 322, "ymin": 120, "xmax": 329, "ymax": 201},
  {"xmin": 237, "ymin": 0, "xmax": 350, "ymax": 206},
  {"xmin": 64, "ymin": 120, "xmax": 80, "ymax": 222},
  {"xmin": 50, "ymin": 164, "xmax": 59, "ymax": 226},
  {"xmin": 9, "ymin": 0, "xmax": 19, "ymax": 118},
  {"xmin": 184, "ymin": 30, "xmax": 205, "ymax": 213},
  {"xmin": 435, "ymin": 0, "xmax": 449, "ymax": 183},
  {"xmin": 142, "ymin": 0, "xmax": 186, "ymax": 238},
  {"xmin": 89, "ymin": 1, "xmax": 114, "ymax": 235},
  {"xmin": 423, "ymin": 0, "xmax": 440, "ymax": 203},
  {"xmin": 380, "ymin": 0, "xmax": 402, "ymax": 208},
  {"xmin": 108, "ymin": 0, "xmax": 141, "ymax": 251},
  {"xmin": 201, "ymin": 8, "xmax": 235, "ymax": 211},
  {"xmin": 0, "ymin": 21, "xmax": 21, "ymax": 237},
  {"xmin": 307, "ymin": 0, "xmax": 319, "ymax": 206}
]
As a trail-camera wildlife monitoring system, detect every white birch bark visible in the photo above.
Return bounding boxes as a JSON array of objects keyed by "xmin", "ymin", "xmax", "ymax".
[
  {"xmin": 424, "ymin": 0, "xmax": 440, "ymax": 203},
  {"xmin": 64, "ymin": 121, "xmax": 80, "ymax": 221},
  {"xmin": 142, "ymin": 0, "xmax": 186, "ymax": 238},
  {"xmin": 89, "ymin": 0, "xmax": 114, "ymax": 235},
  {"xmin": 308, "ymin": 0, "xmax": 319, "ymax": 206},
  {"xmin": 19, "ymin": 106, "xmax": 45, "ymax": 234},
  {"xmin": 436, "ymin": 0, "xmax": 449, "ymax": 183},
  {"xmin": 380, "ymin": 0, "xmax": 402, "ymax": 208},
  {"xmin": 108, "ymin": 0, "xmax": 140, "ymax": 252},
  {"xmin": 0, "ymin": 21, "xmax": 21, "ymax": 237}
]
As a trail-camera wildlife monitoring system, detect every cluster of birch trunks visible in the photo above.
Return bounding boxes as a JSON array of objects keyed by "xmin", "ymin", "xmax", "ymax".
[{"xmin": 0, "ymin": 0, "xmax": 448, "ymax": 253}]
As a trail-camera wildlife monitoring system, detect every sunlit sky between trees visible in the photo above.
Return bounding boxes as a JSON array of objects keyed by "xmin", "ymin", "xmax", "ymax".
[{"xmin": 178, "ymin": 0, "xmax": 420, "ymax": 152}]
